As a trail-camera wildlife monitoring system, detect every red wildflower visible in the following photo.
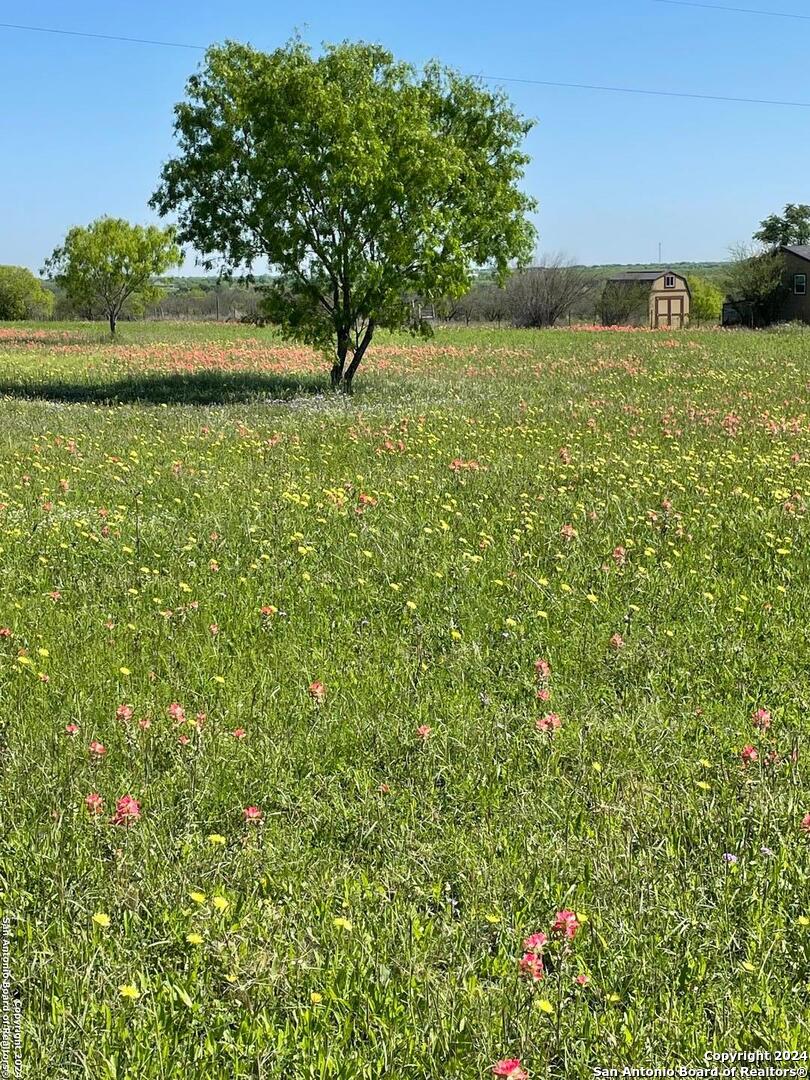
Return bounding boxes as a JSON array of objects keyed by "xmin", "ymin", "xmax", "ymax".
[
  {"xmin": 116, "ymin": 704, "xmax": 134, "ymax": 722},
  {"xmin": 518, "ymin": 952, "xmax": 544, "ymax": 980},
  {"xmin": 243, "ymin": 805, "xmax": 262, "ymax": 823},
  {"xmin": 493, "ymin": 1061, "xmax": 528, "ymax": 1080},
  {"xmin": 523, "ymin": 932, "xmax": 548, "ymax": 951},
  {"xmin": 534, "ymin": 658, "xmax": 551, "ymax": 680},
  {"xmin": 167, "ymin": 702, "xmax": 186, "ymax": 724},
  {"xmin": 740, "ymin": 745, "xmax": 758, "ymax": 767},
  {"xmin": 232, "ymin": 728, "xmax": 247, "ymax": 739},
  {"xmin": 65, "ymin": 723, "xmax": 79, "ymax": 736},
  {"xmin": 0, "ymin": 627, "xmax": 11, "ymax": 638},
  {"xmin": 535, "ymin": 713, "xmax": 561, "ymax": 734},
  {"xmin": 88, "ymin": 740, "xmax": 106, "ymax": 757},
  {"xmin": 751, "ymin": 708, "xmax": 772, "ymax": 731},
  {"xmin": 84, "ymin": 793, "xmax": 104, "ymax": 815},
  {"xmin": 611, "ymin": 546, "xmax": 627, "ymax": 566},
  {"xmin": 416, "ymin": 724, "xmax": 432, "ymax": 740},
  {"xmin": 536, "ymin": 687, "xmax": 550, "ymax": 702},
  {"xmin": 551, "ymin": 910, "xmax": 580, "ymax": 939},
  {"xmin": 308, "ymin": 680, "xmax": 327, "ymax": 704},
  {"xmin": 111, "ymin": 795, "xmax": 141, "ymax": 825}
]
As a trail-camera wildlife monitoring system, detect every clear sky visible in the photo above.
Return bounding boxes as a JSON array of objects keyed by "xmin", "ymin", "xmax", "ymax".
[{"xmin": 1, "ymin": 0, "xmax": 806, "ymax": 272}]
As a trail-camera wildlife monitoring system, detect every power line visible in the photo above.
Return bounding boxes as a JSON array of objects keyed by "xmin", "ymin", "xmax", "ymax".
[
  {"xmin": 0, "ymin": 21, "xmax": 205, "ymax": 50},
  {"xmin": 654, "ymin": 0, "xmax": 810, "ymax": 20},
  {"xmin": 475, "ymin": 73, "xmax": 810, "ymax": 108},
  {"xmin": 1, "ymin": 19, "xmax": 809, "ymax": 110}
]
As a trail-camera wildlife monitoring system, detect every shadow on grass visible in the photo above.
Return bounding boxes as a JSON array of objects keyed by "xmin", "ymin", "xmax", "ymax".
[{"xmin": 0, "ymin": 370, "xmax": 330, "ymax": 405}]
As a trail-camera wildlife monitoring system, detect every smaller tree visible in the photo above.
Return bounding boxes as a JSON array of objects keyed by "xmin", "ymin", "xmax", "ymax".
[
  {"xmin": 43, "ymin": 217, "xmax": 182, "ymax": 335},
  {"xmin": 595, "ymin": 281, "xmax": 649, "ymax": 326},
  {"xmin": 724, "ymin": 244, "xmax": 788, "ymax": 326},
  {"xmin": 753, "ymin": 203, "xmax": 810, "ymax": 250},
  {"xmin": 687, "ymin": 275, "xmax": 723, "ymax": 325},
  {"xmin": 0, "ymin": 266, "xmax": 54, "ymax": 320},
  {"xmin": 506, "ymin": 256, "xmax": 594, "ymax": 328}
]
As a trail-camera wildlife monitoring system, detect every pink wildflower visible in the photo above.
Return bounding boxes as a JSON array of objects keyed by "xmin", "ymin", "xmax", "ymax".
[
  {"xmin": 111, "ymin": 795, "xmax": 141, "ymax": 825},
  {"xmin": 740, "ymin": 745, "xmax": 758, "ymax": 767},
  {"xmin": 84, "ymin": 792, "xmax": 104, "ymax": 815},
  {"xmin": 88, "ymin": 740, "xmax": 106, "ymax": 757},
  {"xmin": 417, "ymin": 724, "xmax": 432, "ymax": 740},
  {"xmin": 751, "ymin": 708, "xmax": 772, "ymax": 731},
  {"xmin": 65, "ymin": 723, "xmax": 79, "ymax": 736},
  {"xmin": 551, "ymin": 909, "xmax": 580, "ymax": 939},
  {"xmin": 518, "ymin": 952, "xmax": 544, "ymax": 980},
  {"xmin": 308, "ymin": 680, "xmax": 327, "ymax": 704},
  {"xmin": 243, "ymin": 805, "xmax": 262, "ymax": 823},
  {"xmin": 535, "ymin": 713, "xmax": 561, "ymax": 734},
  {"xmin": 493, "ymin": 1061, "xmax": 528, "ymax": 1080}
]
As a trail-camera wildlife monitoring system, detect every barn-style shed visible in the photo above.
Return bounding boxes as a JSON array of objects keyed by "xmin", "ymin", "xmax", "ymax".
[{"xmin": 607, "ymin": 269, "xmax": 691, "ymax": 328}]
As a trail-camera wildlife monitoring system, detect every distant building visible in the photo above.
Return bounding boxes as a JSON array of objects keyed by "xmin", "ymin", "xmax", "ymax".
[
  {"xmin": 723, "ymin": 246, "xmax": 810, "ymax": 327},
  {"xmin": 606, "ymin": 270, "xmax": 691, "ymax": 328}
]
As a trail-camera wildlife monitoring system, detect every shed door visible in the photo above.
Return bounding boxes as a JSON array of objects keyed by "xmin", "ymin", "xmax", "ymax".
[{"xmin": 654, "ymin": 295, "xmax": 684, "ymax": 329}]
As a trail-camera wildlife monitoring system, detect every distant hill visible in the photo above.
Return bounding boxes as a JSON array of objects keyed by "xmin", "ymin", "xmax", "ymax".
[{"xmin": 580, "ymin": 262, "xmax": 728, "ymax": 284}]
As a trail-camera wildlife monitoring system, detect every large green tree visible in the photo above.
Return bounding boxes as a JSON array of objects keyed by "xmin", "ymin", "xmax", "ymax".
[
  {"xmin": 151, "ymin": 39, "xmax": 536, "ymax": 390},
  {"xmin": 0, "ymin": 266, "xmax": 54, "ymax": 320},
  {"xmin": 43, "ymin": 217, "xmax": 183, "ymax": 335},
  {"xmin": 753, "ymin": 203, "xmax": 810, "ymax": 250}
]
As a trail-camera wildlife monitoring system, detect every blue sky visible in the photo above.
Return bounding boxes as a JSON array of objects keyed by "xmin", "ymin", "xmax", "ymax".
[{"xmin": 0, "ymin": 0, "xmax": 806, "ymax": 271}]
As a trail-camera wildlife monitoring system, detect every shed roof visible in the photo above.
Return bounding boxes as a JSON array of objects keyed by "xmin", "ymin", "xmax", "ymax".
[{"xmin": 782, "ymin": 245, "xmax": 810, "ymax": 263}]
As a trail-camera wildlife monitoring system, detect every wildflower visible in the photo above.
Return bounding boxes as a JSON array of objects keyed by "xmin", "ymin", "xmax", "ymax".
[
  {"xmin": 492, "ymin": 1060, "xmax": 528, "ymax": 1079},
  {"xmin": 800, "ymin": 813, "xmax": 810, "ymax": 833},
  {"xmin": 85, "ymin": 792, "xmax": 104, "ymax": 815},
  {"xmin": 574, "ymin": 973, "xmax": 590, "ymax": 986},
  {"xmin": 212, "ymin": 896, "xmax": 229, "ymax": 912},
  {"xmin": 111, "ymin": 795, "xmax": 141, "ymax": 826},
  {"xmin": 0, "ymin": 627, "xmax": 12, "ymax": 638},
  {"xmin": 740, "ymin": 745, "xmax": 758, "ymax": 767},
  {"xmin": 88, "ymin": 740, "xmax": 106, "ymax": 757},
  {"xmin": 118, "ymin": 984, "xmax": 140, "ymax": 1000},
  {"xmin": 534, "ymin": 658, "xmax": 551, "ymax": 680},
  {"xmin": 611, "ymin": 546, "xmax": 627, "ymax": 566},
  {"xmin": 92, "ymin": 912, "xmax": 110, "ymax": 928},
  {"xmin": 723, "ymin": 853, "xmax": 738, "ymax": 864},
  {"xmin": 535, "ymin": 713, "xmax": 561, "ymax": 734},
  {"xmin": 243, "ymin": 805, "xmax": 262, "ymax": 823},
  {"xmin": 65, "ymin": 723, "xmax": 79, "ymax": 736},
  {"xmin": 752, "ymin": 708, "xmax": 772, "ymax": 731},
  {"xmin": 333, "ymin": 916, "xmax": 353, "ymax": 931},
  {"xmin": 536, "ymin": 688, "xmax": 550, "ymax": 702},
  {"xmin": 308, "ymin": 680, "xmax": 327, "ymax": 704},
  {"xmin": 537, "ymin": 999, "xmax": 554, "ymax": 1014},
  {"xmin": 209, "ymin": 623, "xmax": 219, "ymax": 635},
  {"xmin": 560, "ymin": 524, "xmax": 576, "ymax": 541},
  {"xmin": 116, "ymin": 704, "xmax": 134, "ymax": 722},
  {"xmin": 609, "ymin": 633, "xmax": 625, "ymax": 650},
  {"xmin": 523, "ymin": 932, "xmax": 548, "ymax": 951},
  {"xmin": 231, "ymin": 728, "xmax": 247, "ymax": 739},
  {"xmin": 189, "ymin": 891, "xmax": 206, "ymax": 904},
  {"xmin": 207, "ymin": 833, "xmax": 226, "ymax": 845},
  {"xmin": 416, "ymin": 724, "xmax": 432, "ymax": 740},
  {"xmin": 310, "ymin": 991, "xmax": 323, "ymax": 1004},
  {"xmin": 168, "ymin": 702, "xmax": 186, "ymax": 724},
  {"xmin": 551, "ymin": 910, "xmax": 580, "ymax": 939},
  {"xmin": 518, "ymin": 952, "xmax": 544, "ymax": 980},
  {"xmin": 186, "ymin": 933, "xmax": 204, "ymax": 945}
]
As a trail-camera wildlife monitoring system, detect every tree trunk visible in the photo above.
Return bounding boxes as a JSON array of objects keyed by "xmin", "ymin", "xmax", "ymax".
[
  {"xmin": 341, "ymin": 322, "xmax": 375, "ymax": 393},
  {"xmin": 109, "ymin": 312, "xmax": 117, "ymax": 336}
]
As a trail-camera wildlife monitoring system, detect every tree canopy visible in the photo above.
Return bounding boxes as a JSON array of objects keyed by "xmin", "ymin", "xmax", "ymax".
[
  {"xmin": 0, "ymin": 266, "xmax": 54, "ymax": 321},
  {"xmin": 151, "ymin": 39, "xmax": 537, "ymax": 389},
  {"xmin": 43, "ymin": 217, "xmax": 183, "ymax": 334},
  {"xmin": 753, "ymin": 203, "xmax": 810, "ymax": 250}
]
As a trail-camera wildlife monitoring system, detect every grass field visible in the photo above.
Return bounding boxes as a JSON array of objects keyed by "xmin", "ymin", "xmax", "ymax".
[{"xmin": 3, "ymin": 321, "xmax": 810, "ymax": 1078}]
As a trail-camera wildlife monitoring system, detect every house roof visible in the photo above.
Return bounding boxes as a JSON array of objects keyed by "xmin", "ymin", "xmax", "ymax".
[
  {"xmin": 608, "ymin": 270, "xmax": 684, "ymax": 283},
  {"xmin": 782, "ymin": 245, "xmax": 810, "ymax": 263}
]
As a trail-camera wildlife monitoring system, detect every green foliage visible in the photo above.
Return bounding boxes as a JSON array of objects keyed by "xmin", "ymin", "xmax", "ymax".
[
  {"xmin": 754, "ymin": 203, "xmax": 810, "ymax": 249},
  {"xmin": 0, "ymin": 265, "xmax": 54, "ymax": 320},
  {"xmin": 724, "ymin": 246, "xmax": 788, "ymax": 326},
  {"xmin": 595, "ymin": 282, "xmax": 649, "ymax": 326},
  {"xmin": 687, "ymin": 275, "xmax": 723, "ymax": 324},
  {"xmin": 43, "ymin": 217, "xmax": 183, "ymax": 334},
  {"xmin": 151, "ymin": 39, "xmax": 536, "ymax": 389},
  {"xmin": 3, "ymin": 322, "xmax": 810, "ymax": 1074}
]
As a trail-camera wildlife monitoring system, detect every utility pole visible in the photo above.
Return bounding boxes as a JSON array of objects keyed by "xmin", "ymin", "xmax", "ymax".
[{"xmin": 658, "ymin": 241, "xmax": 662, "ymax": 265}]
